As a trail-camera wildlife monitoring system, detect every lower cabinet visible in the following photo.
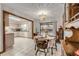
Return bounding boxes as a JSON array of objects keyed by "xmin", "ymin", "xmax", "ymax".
[
  {"xmin": 14, "ymin": 32, "xmax": 28, "ymax": 38},
  {"xmin": 5, "ymin": 33, "xmax": 14, "ymax": 50}
]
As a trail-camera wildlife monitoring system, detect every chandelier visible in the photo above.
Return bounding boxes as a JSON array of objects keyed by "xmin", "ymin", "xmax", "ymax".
[
  {"xmin": 38, "ymin": 10, "xmax": 48, "ymax": 21},
  {"xmin": 39, "ymin": 14, "xmax": 47, "ymax": 21}
]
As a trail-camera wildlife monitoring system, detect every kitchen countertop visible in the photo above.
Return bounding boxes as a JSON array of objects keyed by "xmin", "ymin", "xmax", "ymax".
[{"xmin": 5, "ymin": 32, "xmax": 14, "ymax": 34}]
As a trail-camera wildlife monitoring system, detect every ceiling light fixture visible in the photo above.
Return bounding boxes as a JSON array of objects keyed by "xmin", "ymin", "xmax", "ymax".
[
  {"xmin": 39, "ymin": 14, "xmax": 47, "ymax": 21},
  {"xmin": 38, "ymin": 10, "xmax": 48, "ymax": 21}
]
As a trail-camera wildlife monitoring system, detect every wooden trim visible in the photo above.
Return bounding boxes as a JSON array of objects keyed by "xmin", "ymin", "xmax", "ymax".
[
  {"xmin": 2, "ymin": 11, "xmax": 34, "ymax": 53},
  {"xmin": 2, "ymin": 11, "xmax": 6, "ymax": 53},
  {"xmin": 32, "ymin": 21, "xmax": 34, "ymax": 39}
]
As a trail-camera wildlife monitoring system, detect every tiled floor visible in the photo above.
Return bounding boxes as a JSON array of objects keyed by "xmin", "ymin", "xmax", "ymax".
[{"xmin": 1, "ymin": 37, "xmax": 63, "ymax": 56}]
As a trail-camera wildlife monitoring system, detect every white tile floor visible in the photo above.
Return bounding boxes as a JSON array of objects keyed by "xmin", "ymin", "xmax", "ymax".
[{"xmin": 1, "ymin": 37, "xmax": 63, "ymax": 56}]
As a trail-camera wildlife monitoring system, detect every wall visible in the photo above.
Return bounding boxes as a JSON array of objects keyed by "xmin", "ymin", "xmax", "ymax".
[
  {"xmin": 27, "ymin": 21, "xmax": 32, "ymax": 38},
  {"xmin": 0, "ymin": 4, "xmax": 3, "ymax": 53},
  {"xmin": 34, "ymin": 19, "xmax": 40, "ymax": 33},
  {"xmin": 66, "ymin": 4, "xmax": 69, "ymax": 22}
]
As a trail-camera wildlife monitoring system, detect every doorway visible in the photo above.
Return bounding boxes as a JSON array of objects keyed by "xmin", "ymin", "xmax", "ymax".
[{"xmin": 3, "ymin": 11, "xmax": 34, "ymax": 52}]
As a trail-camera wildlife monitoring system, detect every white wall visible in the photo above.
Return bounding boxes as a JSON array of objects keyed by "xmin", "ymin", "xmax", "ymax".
[
  {"xmin": 26, "ymin": 21, "xmax": 32, "ymax": 38},
  {"xmin": 57, "ymin": 17, "xmax": 64, "ymax": 31},
  {"xmin": 34, "ymin": 19, "xmax": 40, "ymax": 33},
  {"xmin": 66, "ymin": 4, "xmax": 69, "ymax": 22},
  {"xmin": 0, "ymin": 4, "xmax": 3, "ymax": 52}
]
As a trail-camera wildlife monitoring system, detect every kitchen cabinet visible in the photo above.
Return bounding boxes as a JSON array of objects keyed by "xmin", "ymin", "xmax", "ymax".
[
  {"xmin": 5, "ymin": 33, "xmax": 14, "ymax": 50},
  {"xmin": 14, "ymin": 32, "xmax": 28, "ymax": 38}
]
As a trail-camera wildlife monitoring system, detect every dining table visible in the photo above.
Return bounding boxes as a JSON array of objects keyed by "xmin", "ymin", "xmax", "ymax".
[{"xmin": 34, "ymin": 35, "xmax": 57, "ymax": 55}]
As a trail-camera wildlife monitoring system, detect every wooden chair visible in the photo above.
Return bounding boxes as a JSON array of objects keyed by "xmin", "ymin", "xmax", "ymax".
[
  {"xmin": 35, "ymin": 39, "xmax": 49, "ymax": 56},
  {"xmin": 33, "ymin": 33, "xmax": 38, "ymax": 50},
  {"xmin": 47, "ymin": 37, "xmax": 57, "ymax": 55}
]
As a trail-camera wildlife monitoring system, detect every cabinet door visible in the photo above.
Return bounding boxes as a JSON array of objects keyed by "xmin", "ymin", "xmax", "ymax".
[{"xmin": 5, "ymin": 34, "xmax": 14, "ymax": 50}]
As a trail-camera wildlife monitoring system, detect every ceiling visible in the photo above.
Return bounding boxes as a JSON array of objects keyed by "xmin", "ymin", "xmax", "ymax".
[{"xmin": 2, "ymin": 3, "xmax": 65, "ymax": 22}]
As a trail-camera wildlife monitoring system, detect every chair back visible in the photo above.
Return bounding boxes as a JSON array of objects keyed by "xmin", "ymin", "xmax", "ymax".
[{"xmin": 36, "ymin": 39, "xmax": 49, "ymax": 49}]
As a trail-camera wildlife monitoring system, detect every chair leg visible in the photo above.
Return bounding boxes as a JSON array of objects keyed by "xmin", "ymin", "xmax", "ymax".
[
  {"xmin": 35, "ymin": 49, "xmax": 39, "ymax": 56},
  {"xmin": 44, "ymin": 49, "xmax": 47, "ymax": 56},
  {"xmin": 55, "ymin": 44, "xmax": 57, "ymax": 51},
  {"xmin": 45, "ymin": 53, "xmax": 47, "ymax": 56},
  {"xmin": 51, "ymin": 47, "xmax": 53, "ymax": 55},
  {"xmin": 47, "ymin": 48, "xmax": 49, "ymax": 53},
  {"xmin": 35, "ymin": 44, "xmax": 36, "ymax": 50}
]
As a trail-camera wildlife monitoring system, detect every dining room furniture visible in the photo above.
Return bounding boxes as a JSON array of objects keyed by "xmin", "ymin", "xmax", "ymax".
[
  {"xmin": 46, "ymin": 36, "xmax": 57, "ymax": 54},
  {"xmin": 35, "ymin": 39, "xmax": 49, "ymax": 56},
  {"xmin": 34, "ymin": 35, "xmax": 57, "ymax": 55}
]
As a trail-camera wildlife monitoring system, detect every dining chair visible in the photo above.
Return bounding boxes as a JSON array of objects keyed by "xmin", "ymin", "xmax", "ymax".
[
  {"xmin": 47, "ymin": 37, "xmax": 57, "ymax": 55},
  {"xmin": 35, "ymin": 39, "xmax": 49, "ymax": 56}
]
